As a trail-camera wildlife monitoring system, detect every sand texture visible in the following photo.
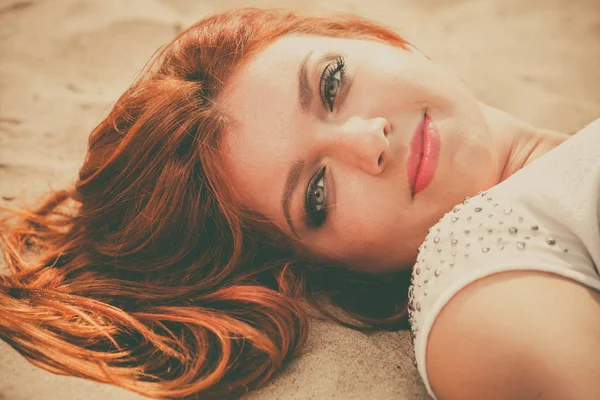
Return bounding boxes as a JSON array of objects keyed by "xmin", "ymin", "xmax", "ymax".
[{"xmin": 1, "ymin": 0, "xmax": 599, "ymax": 399}]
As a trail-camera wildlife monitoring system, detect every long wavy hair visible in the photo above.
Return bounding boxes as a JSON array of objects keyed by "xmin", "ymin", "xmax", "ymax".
[{"xmin": 0, "ymin": 8, "xmax": 412, "ymax": 399}]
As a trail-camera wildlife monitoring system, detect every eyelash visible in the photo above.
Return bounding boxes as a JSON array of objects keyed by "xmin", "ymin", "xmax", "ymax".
[
  {"xmin": 319, "ymin": 56, "xmax": 346, "ymax": 112},
  {"xmin": 305, "ymin": 166, "xmax": 327, "ymax": 229},
  {"xmin": 304, "ymin": 57, "xmax": 346, "ymax": 229}
]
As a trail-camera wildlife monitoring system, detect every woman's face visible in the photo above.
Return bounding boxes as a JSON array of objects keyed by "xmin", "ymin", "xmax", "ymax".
[{"xmin": 220, "ymin": 34, "xmax": 498, "ymax": 272}]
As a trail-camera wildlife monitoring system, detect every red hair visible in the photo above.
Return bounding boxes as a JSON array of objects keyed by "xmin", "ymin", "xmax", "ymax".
[{"xmin": 0, "ymin": 8, "xmax": 411, "ymax": 399}]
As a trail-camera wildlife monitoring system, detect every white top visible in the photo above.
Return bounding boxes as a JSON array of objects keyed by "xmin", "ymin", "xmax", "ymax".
[{"xmin": 408, "ymin": 118, "xmax": 600, "ymax": 399}]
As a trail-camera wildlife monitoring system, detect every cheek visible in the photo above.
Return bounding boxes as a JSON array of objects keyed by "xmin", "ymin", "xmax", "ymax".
[{"xmin": 332, "ymin": 209, "xmax": 407, "ymax": 261}]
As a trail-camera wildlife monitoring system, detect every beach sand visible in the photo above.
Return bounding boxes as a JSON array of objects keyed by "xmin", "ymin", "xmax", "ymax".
[{"xmin": 1, "ymin": 0, "xmax": 599, "ymax": 399}]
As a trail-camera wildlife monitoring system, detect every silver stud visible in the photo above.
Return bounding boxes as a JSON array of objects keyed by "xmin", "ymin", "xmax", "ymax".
[
  {"xmin": 451, "ymin": 238, "xmax": 458, "ymax": 246},
  {"xmin": 415, "ymin": 267, "xmax": 421, "ymax": 275},
  {"xmin": 452, "ymin": 251, "xmax": 457, "ymax": 256},
  {"xmin": 479, "ymin": 222, "xmax": 484, "ymax": 227},
  {"xmin": 518, "ymin": 217, "xmax": 524, "ymax": 223},
  {"xmin": 451, "ymin": 216, "xmax": 459, "ymax": 222},
  {"xmin": 478, "ymin": 236, "xmax": 484, "ymax": 241},
  {"xmin": 487, "ymin": 196, "xmax": 493, "ymax": 201},
  {"xmin": 516, "ymin": 241, "xmax": 526, "ymax": 250},
  {"xmin": 499, "ymin": 245, "xmax": 505, "ymax": 250},
  {"xmin": 423, "ymin": 291, "xmax": 428, "ymax": 296},
  {"xmin": 435, "ymin": 270, "xmax": 441, "ymax": 277},
  {"xmin": 465, "ymin": 242, "xmax": 471, "ymax": 247},
  {"xmin": 482, "ymin": 247, "xmax": 490, "ymax": 253},
  {"xmin": 474, "ymin": 207, "xmax": 482, "ymax": 212},
  {"xmin": 503, "ymin": 207, "xmax": 513, "ymax": 214},
  {"xmin": 437, "ymin": 249, "xmax": 442, "ymax": 253},
  {"xmin": 481, "ymin": 191, "xmax": 487, "ymax": 197},
  {"xmin": 497, "ymin": 237, "xmax": 502, "ymax": 242},
  {"xmin": 467, "ymin": 215, "xmax": 472, "ymax": 221},
  {"xmin": 433, "ymin": 237, "xmax": 440, "ymax": 244},
  {"xmin": 499, "ymin": 221, "xmax": 504, "ymax": 225},
  {"xmin": 427, "ymin": 264, "xmax": 431, "ymax": 270},
  {"xmin": 418, "ymin": 281, "xmax": 422, "ymax": 287},
  {"xmin": 508, "ymin": 227, "xmax": 518, "ymax": 235},
  {"xmin": 424, "ymin": 279, "xmax": 429, "ymax": 284},
  {"xmin": 531, "ymin": 225, "xmax": 539, "ymax": 231},
  {"xmin": 488, "ymin": 214, "xmax": 493, "ymax": 218},
  {"xmin": 524, "ymin": 236, "xmax": 530, "ymax": 240},
  {"xmin": 453, "ymin": 205, "xmax": 462, "ymax": 213},
  {"xmin": 487, "ymin": 228, "xmax": 493, "ymax": 233},
  {"xmin": 449, "ymin": 231, "xmax": 454, "ymax": 236},
  {"xmin": 465, "ymin": 253, "xmax": 470, "ymax": 257},
  {"xmin": 449, "ymin": 262, "xmax": 455, "ymax": 267},
  {"xmin": 441, "ymin": 259, "xmax": 445, "ymax": 264},
  {"xmin": 493, "ymin": 203, "xmax": 499, "ymax": 207},
  {"xmin": 437, "ymin": 227, "xmax": 441, "ymax": 232},
  {"xmin": 464, "ymin": 229, "xmax": 470, "ymax": 235},
  {"xmin": 563, "ymin": 248, "xmax": 569, "ymax": 253},
  {"xmin": 416, "ymin": 302, "xmax": 421, "ymax": 311},
  {"xmin": 546, "ymin": 237, "xmax": 556, "ymax": 246}
]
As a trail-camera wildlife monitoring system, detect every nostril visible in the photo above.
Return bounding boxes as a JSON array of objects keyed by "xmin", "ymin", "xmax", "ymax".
[
  {"xmin": 378, "ymin": 152, "xmax": 384, "ymax": 166},
  {"xmin": 383, "ymin": 121, "xmax": 390, "ymax": 137}
]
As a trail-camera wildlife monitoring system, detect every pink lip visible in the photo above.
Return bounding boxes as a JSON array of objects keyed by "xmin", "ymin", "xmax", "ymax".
[{"xmin": 407, "ymin": 113, "xmax": 440, "ymax": 197}]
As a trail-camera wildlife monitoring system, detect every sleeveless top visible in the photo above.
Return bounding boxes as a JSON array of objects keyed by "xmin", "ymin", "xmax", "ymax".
[{"xmin": 408, "ymin": 118, "xmax": 600, "ymax": 399}]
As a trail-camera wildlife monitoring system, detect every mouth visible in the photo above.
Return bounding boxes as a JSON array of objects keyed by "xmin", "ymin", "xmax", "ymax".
[{"xmin": 407, "ymin": 112, "xmax": 440, "ymax": 197}]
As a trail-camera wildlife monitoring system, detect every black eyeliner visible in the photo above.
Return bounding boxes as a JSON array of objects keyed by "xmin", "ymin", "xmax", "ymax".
[
  {"xmin": 304, "ymin": 166, "xmax": 327, "ymax": 229},
  {"xmin": 319, "ymin": 56, "xmax": 346, "ymax": 112},
  {"xmin": 302, "ymin": 54, "xmax": 347, "ymax": 230}
]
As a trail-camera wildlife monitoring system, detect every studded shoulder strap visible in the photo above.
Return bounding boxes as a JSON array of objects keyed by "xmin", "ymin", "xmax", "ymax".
[{"xmin": 407, "ymin": 188, "xmax": 595, "ymax": 399}]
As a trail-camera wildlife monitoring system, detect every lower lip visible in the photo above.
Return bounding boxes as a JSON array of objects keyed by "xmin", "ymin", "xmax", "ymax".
[{"xmin": 408, "ymin": 113, "xmax": 440, "ymax": 196}]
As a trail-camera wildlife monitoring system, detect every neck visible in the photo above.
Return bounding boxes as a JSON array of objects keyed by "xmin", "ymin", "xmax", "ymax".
[{"xmin": 479, "ymin": 103, "xmax": 571, "ymax": 185}]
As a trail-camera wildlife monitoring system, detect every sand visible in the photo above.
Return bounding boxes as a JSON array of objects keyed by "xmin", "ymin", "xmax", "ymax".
[{"xmin": 0, "ymin": 0, "xmax": 598, "ymax": 399}]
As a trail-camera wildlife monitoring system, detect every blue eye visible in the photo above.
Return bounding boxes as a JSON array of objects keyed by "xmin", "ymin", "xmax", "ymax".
[
  {"xmin": 305, "ymin": 166, "xmax": 327, "ymax": 228},
  {"xmin": 319, "ymin": 57, "xmax": 346, "ymax": 112}
]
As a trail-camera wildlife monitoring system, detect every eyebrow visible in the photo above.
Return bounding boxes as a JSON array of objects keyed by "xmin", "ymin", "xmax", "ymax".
[
  {"xmin": 282, "ymin": 159, "xmax": 304, "ymax": 238},
  {"xmin": 279, "ymin": 51, "xmax": 315, "ymax": 238},
  {"xmin": 298, "ymin": 50, "xmax": 313, "ymax": 113}
]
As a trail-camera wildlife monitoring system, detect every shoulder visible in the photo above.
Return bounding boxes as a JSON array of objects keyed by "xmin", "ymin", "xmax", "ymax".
[{"xmin": 426, "ymin": 269, "xmax": 600, "ymax": 400}]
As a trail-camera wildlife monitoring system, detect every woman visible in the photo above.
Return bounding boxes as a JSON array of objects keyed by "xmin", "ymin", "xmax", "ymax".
[{"xmin": 0, "ymin": 7, "xmax": 597, "ymax": 400}]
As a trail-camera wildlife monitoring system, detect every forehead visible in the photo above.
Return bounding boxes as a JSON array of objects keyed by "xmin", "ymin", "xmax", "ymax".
[
  {"xmin": 223, "ymin": 35, "xmax": 346, "ymax": 119},
  {"xmin": 219, "ymin": 36, "xmax": 320, "ymax": 226},
  {"xmin": 237, "ymin": 34, "xmax": 352, "ymax": 76},
  {"xmin": 223, "ymin": 35, "xmax": 318, "ymax": 140},
  {"xmin": 223, "ymin": 34, "xmax": 385, "ymax": 111}
]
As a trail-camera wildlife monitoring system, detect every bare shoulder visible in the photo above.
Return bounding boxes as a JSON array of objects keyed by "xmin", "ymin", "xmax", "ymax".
[{"xmin": 427, "ymin": 270, "xmax": 600, "ymax": 400}]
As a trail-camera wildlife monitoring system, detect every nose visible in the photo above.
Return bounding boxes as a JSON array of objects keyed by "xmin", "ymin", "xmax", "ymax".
[{"xmin": 322, "ymin": 116, "xmax": 391, "ymax": 175}]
